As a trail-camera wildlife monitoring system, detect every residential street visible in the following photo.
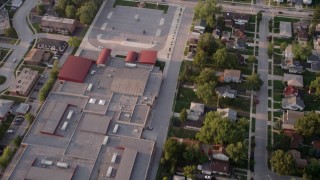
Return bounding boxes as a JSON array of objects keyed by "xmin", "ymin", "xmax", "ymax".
[{"xmin": 0, "ymin": 0, "xmax": 38, "ymax": 92}]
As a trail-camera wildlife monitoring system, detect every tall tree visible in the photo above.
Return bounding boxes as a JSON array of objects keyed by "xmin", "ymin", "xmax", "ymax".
[
  {"xmin": 196, "ymin": 112, "xmax": 246, "ymax": 144},
  {"xmin": 245, "ymin": 73, "xmax": 263, "ymax": 91},
  {"xmin": 304, "ymin": 159, "xmax": 320, "ymax": 180},
  {"xmin": 68, "ymin": 37, "xmax": 81, "ymax": 47},
  {"xmin": 161, "ymin": 138, "xmax": 185, "ymax": 174},
  {"xmin": 292, "ymin": 42, "xmax": 312, "ymax": 61},
  {"xmin": 280, "ymin": 42, "xmax": 288, "ymax": 52},
  {"xmin": 180, "ymin": 108, "xmax": 187, "ymax": 122},
  {"xmin": 247, "ymin": 55, "xmax": 257, "ymax": 64},
  {"xmin": 267, "ymin": 43, "xmax": 273, "ymax": 57},
  {"xmin": 295, "ymin": 111, "xmax": 320, "ymax": 137},
  {"xmin": 313, "ymin": 6, "xmax": 320, "ymax": 24},
  {"xmin": 309, "ymin": 76, "xmax": 320, "ymax": 97},
  {"xmin": 226, "ymin": 141, "xmax": 248, "ymax": 163},
  {"xmin": 54, "ymin": 0, "xmax": 68, "ymax": 16},
  {"xmin": 270, "ymin": 150, "xmax": 295, "ymax": 175},
  {"xmin": 77, "ymin": 2, "xmax": 98, "ymax": 24},
  {"xmin": 193, "ymin": 50, "xmax": 206, "ymax": 68},
  {"xmin": 225, "ymin": 53, "xmax": 239, "ymax": 68},
  {"xmin": 183, "ymin": 145, "xmax": 208, "ymax": 164},
  {"xmin": 37, "ymin": 4, "xmax": 46, "ymax": 15},
  {"xmin": 197, "ymin": 33, "xmax": 220, "ymax": 56},
  {"xmin": 194, "ymin": 0, "xmax": 222, "ymax": 28},
  {"xmin": 65, "ymin": 5, "xmax": 77, "ymax": 19},
  {"xmin": 25, "ymin": 113, "xmax": 35, "ymax": 126},
  {"xmin": 196, "ymin": 68, "xmax": 217, "ymax": 85},
  {"xmin": 213, "ymin": 48, "xmax": 227, "ymax": 67},
  {"xmin": 195, "ymin": 81, "xmax": 216, "ymax": 103},
  {"xmin": 183, "ymin": 165, "xmax": 196, "ymax": 180}
]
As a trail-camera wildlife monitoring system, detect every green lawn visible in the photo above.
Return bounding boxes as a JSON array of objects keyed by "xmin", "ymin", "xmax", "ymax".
[
  {"xmin": 168, "ymin": 126, "xmax": 197, "ymax": 139},
  {"xmin": 273, "ymin": 102, "xmax": 282, "ymax": 109},
  {"xmin": 219, "ymin": 96, "xmax": 251, "ymax": 113},
  {"xmin": 273, "ymin": 80, "xmax": 285, "ymax": 93},
  {"xmin": 274, "ymin": 54, "xmax": 283, "ymax": 64},
  {"xmin": 274, "ymin": 16, "xmax": 300, "ymax": 23},
  {"xmin": 177, "ymin": 87, "xmax": 197, "ymax": 102},
  {"xmin": 303, "ymin": 70, "xmax": 317, "ymax": 86},
  {"xmin": 174, "ymin": 101, "xmax": 190, "ymax": 113},
  {"xmin": 273, "ymin": 37, "xmax": 293, "ymax": 46},
  {"xmin": 19, "ymin": 65, "xmax": 45, "ymax": 75},
  {"xmin": 113, "ymin": 0, "xmax": 169, "ymax": 13},
  {"xmin": 273, "ymin": 93, "xmax": 283, "ymax": 102},
  {"xmin": 273, "ymin": 65, "xmax": 284, "ymax": 76},
  {"xmin": 32, "ymin": 22, "xmax": 41, "ymax": 33},
  {"xmin": 247, "ymin": 23, "xmax": 256, "ymax": 32}
]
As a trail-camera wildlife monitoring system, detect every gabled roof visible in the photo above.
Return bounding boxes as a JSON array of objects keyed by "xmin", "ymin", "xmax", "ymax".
[
  {"xmin": 288, "ymin": 150, "xmax": 307, "ymax": 168},
  {"xmin": 283, "ymin": 73, "xmax": 304, "ymax": 88},
  {"xmin": 217, "ymin": 108, "xmax": 237, "ymax": 121},
  {"xmin": 283, "ymin": 86, "xmax": 299, "ymax": 97},
  {"xmin": 125, "ymin": 51, "xmax": 139, "ymax": 63},
  {"xmin": 279, "ymin": 22, "xmax": 292, "ymax": 38},
  {"xmin": 282, "ymin": 96, "xmax": 305, "ymax": 109},
  {"xmin": 283, "ymin": 130, "xmax": 304, "ymax": 149},
  {"xmin": 215, "ymin": 85, "xmax": 237, "ymax": 96},
  {"xmin": 202, "ymin": 159, "xmax": 231, "ymax": 175},
  {"xmin": 139, "ymin": 50, "xmax": 157, "ymax": 65},
  {"xmin": 190, "ymin": 102, "xmax": 205, "ymax": 113},
  {"xmin": 24, "ymin": 48, "xmax": 45, "ymax": 63},
  {"xmin": 96, "ymin": 48, "xmax": 111, "ymax": 65},
  {"xmin": 224, "ymin": 69, "xmax": 241, "ymax": 78},
  {"xmin": 58, "ymin": 55, "xmax": 93, "ymax": 83}
]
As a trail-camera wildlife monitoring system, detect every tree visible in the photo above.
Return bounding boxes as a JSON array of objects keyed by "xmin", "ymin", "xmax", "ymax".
[
  {"xmin": 37, "ymin": 4, "xmax": 46, "ymax": 15},
  {"xmin": 273, "ymin": 134, "xmax": 291, "ymax": 151},
  {"xmin": 25, "ymin": 113, "xmax": 35, "ymax": 126},
  {"xmin": 304, "ymin": 159, "xmax": 320, "ymax": 180},
  {"xmin": 194, "ymin": 0, "xmax": 222, "ymax": 28},
  {"xmin": 295, "ymin": 112, "xmax": 320, "ymax": 137},
  {"xmin": 65, "ymin": 5, "xmax": 76, "ymax": 19},
  {"xmin": 54, "ymin": 0, "xmax": 68, "ymax": 16},
  {"xmin": 0, "ymin": 147, "xmax": 13, "ymax": 169},
  {"xmin": 270, "ymin": 150, "xmax": 295, "ymax": 175},
  {"xmin": 197, "ymin": 33, "xmax": 220, "ymax": 56},
  {"xmin": 193, "ymin": 50, "xmax": 206, "ymax": 68},
  {"xmin": 77, "ymin": 2, "xmax": 98, "ymax": 25},
  {"xmin": 183, "ymin": 165, "xmax": 196, "ymax": 180},
  {"xmin": 280, "ymin": 42, "xmax": 288, "ymax": 52},
  {"xmin": 161, "ymin": 138, "xmax": 185, "ymax": 174},
  {"xmin": 313, "ymin": 6, "xmax": 320, "ymax": 24},
  {"xmin": 226, "ymin": 141, "xmax": 248, "ymax": 163},
  {"xmin": 162, "ymin": 177, "xmax": 169, "ymax": 180},
  {"xmin": 195, "ymin": 81, "xmax": 216, "ymax": 103},
  {"xmin": 225, "ymin": 53, "xmax": 239, "ymax": 69},
  {"xmin": 213, "ymin": 48, "xmax": 227, "ymax": 67},
  {"xmin": 267, "ymin": 43, "xmax": 273, "ymax": 57},
  {"xmin": 292, "ymin": 42, "xmax": 312, "ymax": 61},
  {"xmin": 68, "ymin": 37, "xmax": 81, "ymax": 47},
  {"xmin": 309, "ymin": 76, "xmax": 320, "ymax": 97},
  {"xmin": 183, "ymin": 145, "xmax": 208, "ymax": 164},
  {"xmin": 180, "ymin": 108, "xmax": 187, "ymax": 122},
  {"xmin": 196, "ymin": 68, "xmax": 217, "ymax": 85},
  {"xmin": 196, "ymin": 112, "xmax": 247, "ymax": 144},
  {"xmin": 11, "ymin": 136, "xmax": 23, "ymax": 148},
  {"xmin": 247, "ymin": 55, "xmax": 257, "ymax": 64},
  {"xmin": 245, "ymin": 73, "xmax": 263, "ymax": 91}
]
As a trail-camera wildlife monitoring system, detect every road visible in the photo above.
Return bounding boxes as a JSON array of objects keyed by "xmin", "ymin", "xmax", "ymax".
[{"xmin": 0, "ymin": 0, "xmax": 37, "ymax": 92}]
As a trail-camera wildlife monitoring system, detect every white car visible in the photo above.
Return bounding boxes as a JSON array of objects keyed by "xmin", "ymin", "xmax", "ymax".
[
  {"xmin": 7, "ymin": 129, "xmax": 14, "ymax": 134},
  {"xmin": 205, "ymin": 175, "xmax": 213, "ymax": 179},
  {"xmin": 98, "ymin": 46, "xmax": 103, "ymax": 49}
]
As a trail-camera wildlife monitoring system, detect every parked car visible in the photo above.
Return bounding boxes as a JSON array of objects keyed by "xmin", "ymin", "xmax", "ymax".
[
  {"xmin": 13, "ymin": 120, "xmax": 22, "ymax": 125},
  {"xmin": 7, "ymin": 130, "xmax": 14, "ymax": 134}
]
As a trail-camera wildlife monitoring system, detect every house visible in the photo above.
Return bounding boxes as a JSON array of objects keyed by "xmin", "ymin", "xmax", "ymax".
[
  {"xmin": 215, "ymin": 85, "xmax": 237, "ymax": 98},
  {"xmin": 187, "ymin": 102, "xmax": 205, "ymax": 121},
  {"xmin": 279, "ymin": 22, "xmax": 292, "ymax": 38},
  {"xmin": 224, "ymin": 12, "xmax": 234, "ymax": 28},
  {"xmin": 15, "ymin": 103, "xmax": 31, "ymax": 115},
  {"xmin": 40, "ymin": 16, "xmax": 78, "ymax": 35},
  {"xmin": 235, "ymin": 39, "xmax": 246, "ymax": 50},
  {"xmin": 226, "ymin": 40, "xmax": 236, "ymax": 49},
  {"xmin": 282, "ymin": 110, "xmax": 304, "ymax": 130},
  {"xmin": 293, "ymin": 21, "xmax": 309, "ymax": 34},
  {"xmin": 303, "ymin": 0, "xmax": 312, "ymax": 4},
  {"xmin": 312, "ymin": 140, "xmax": 320, "ymax": 157},
  {"xmin": 217, "ymin": 108, "xmax": 237, "ymax": 121},
  {"xmin": 189, "ymin": 32, "xmax": 200, "ymax": 46},
  {"xmin": 282, "ymin": 96, "xmax": 305, "ymax": 111},
  {"xmin": 24, "ymin": 48, "xmax": 46, "ymax": 65},
  {"xmin": 297, "ymin": 29, "xmax": 308, "ymax": 43},
  {"xmin": 201, "ymin": 159, "xmax": 231, "ymax": 176},
  {"xmin": 0, "ymin": 99, "xmax": 13, "ymax": 121},
  {"xmin": 41, "ymin": 0, "xmax": 54, "ymax": 6},
  {"xmin": 233, "ymin": 13, "xmax": 250, "ymax": 25},
  {"xmin": 36, "ymin": 38, "xmax": 68, "ymax": 53},
  {"xmin": 285, "ymin": 45, "xmax": 293, "ymax": 59},
  {"xmin": 194, "ymin": 19, "xmax": 206, "ymax": 33},
  {"xmin": 0, "ymin": 8, "xmax": 10, "ymax": 35},
  {"xmin": 9, "ymin": 68, "xmax": 39, "ymax": 97},
  {"xmin": 315, "ymin": 24, "xmax": 320, "ymax": 37},
  {"xmin": 233, "ymin": 29, "xmax": 246, "ymax": 39},
  {"xmin": 221, "ymin": 31, "xmax": 231, "ymax": 41},
  {"xmin": 223, "ymin": 69, "xmax": 241, "ymax": 83},
  {"xmin": 288, "ymin": 150, "xmax": 307, "ymax": 168},
  {"xmin": 210, "ymin": 144, "xmax": 229, "ymax": 161},
  {"xmin": 307, "ymin": 53, "xmax": 320, "ymax": 72},
  {"xmin": 284, "ymin": 130, "xmax": 304, "ymax": 149},
  {"xmin": 283, "ymin": 73, "xmax": 304, "ymax": 88},
  {"xmin": 283, "ymin": 86, "xmax": 299, "ymax": 98},
  {"xmin": 281, "ymin": 59, "xmax": 303, "ymax": 74}
]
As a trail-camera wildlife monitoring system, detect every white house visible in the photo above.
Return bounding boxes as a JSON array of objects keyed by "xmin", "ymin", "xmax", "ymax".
[
  {"xmin": 282, "ymin": 97, "xmax": 305, "ymax": 111},
  {"xmin": 187, "ymin": 102, "xmax": 205, "ymax": 121},
  {"xmin": 194, "ymin": 19, "xmax": 206, "ymax": 34},
  {"xmin": 215, "ymin": 85, "xmax": 237, "ymax": 98}
]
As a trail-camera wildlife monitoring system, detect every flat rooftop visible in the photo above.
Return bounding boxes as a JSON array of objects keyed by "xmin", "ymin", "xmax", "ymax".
[{"xmin": 9, "ymin": 57, "xmax": 162, "ymax": 180}]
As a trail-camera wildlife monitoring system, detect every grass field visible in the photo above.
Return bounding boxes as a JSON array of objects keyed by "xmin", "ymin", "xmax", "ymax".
[{"xmin": 113, "ymin": 0, "xmax": 169, "ymax": 13}]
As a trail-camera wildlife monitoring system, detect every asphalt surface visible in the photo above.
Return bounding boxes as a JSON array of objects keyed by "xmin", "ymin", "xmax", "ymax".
[{"xmin": 0, "ymin": 0, "xmax": 38, "ymax": 92}]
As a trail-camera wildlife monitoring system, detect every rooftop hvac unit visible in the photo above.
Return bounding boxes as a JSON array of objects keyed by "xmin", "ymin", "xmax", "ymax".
[
  {"xmin": 87, "ymin": 84, "xmax": 93, "ymax": 92},
  {"xmin": 125, "ymin": 63, "xmax": 137, "ymax": 68},
  {"xmin": 90, "ymin": 70, "xmax": 96, "ymax": 75},
  {"xmin": 57, "ymin": 162, "xmax": 69, "ymax": 168},
  {"xmin": 106, "ymin": 166, "xmax": 113, "ymax": 177},
  {"xmin": 107, "ymin": 74, "xmax": 112, "ymax": 77},
  {"xmin": 61, "ymin": 122, "xmax": 68, "ymax": 131},
  {"xmin": 111, "ymin": 153, "xmax": 117, "ymax": 163},
  {"xmin": 41, "ymin": 160, "xmax": 53, "ymax": 166},
  {"xmin": 89, "ymin": 98, "xmax": 96, "ymax": 104},
  {"xmin": 103, "ymin": 136, "xmax": 109, "ymax": 145},
  {"xmin": 113, "ymin": 124, "xmax": 119, "ymax": 133},
  {"xmin": 99, "ymin": 100, "xmax": 106, "ymax": 105},
  {"xmin": 124, "ymin": 114, "xmax": 131, "ymax": 118},
  {"xmin": 67, "ymin": 110, "xmax": 73, "ymax": 120}
]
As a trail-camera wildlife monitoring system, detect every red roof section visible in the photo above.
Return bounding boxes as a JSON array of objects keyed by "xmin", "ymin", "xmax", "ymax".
[
  {"xmin": 58, "ymin": 55, "xmax": 92, "ymax": 83},
  {"xmin": 96, "ymin": 48, "xmax": 111, "ymax": 65},
  {"xmin": 283, "ymin": 86, "xmax": 298, "ymax": 97},
  {"xmin": 125, "ymin": 51, "xmax": 138, "ymax": 63},
  {"xmin": 139, "ymin": 50, "xmax": 157, "ymax": 65},
  {"xmin": 284, "ymin": 130, "xmax": 304, "ymax": 149}
]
